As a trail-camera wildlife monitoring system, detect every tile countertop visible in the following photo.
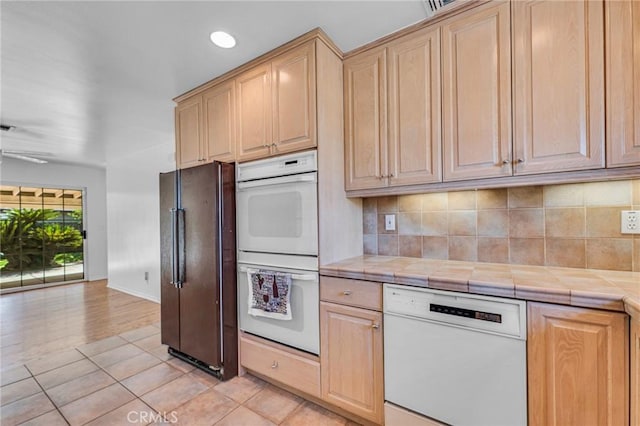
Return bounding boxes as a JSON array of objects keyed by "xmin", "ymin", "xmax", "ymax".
[{"xmin": 319, "ymin": 256, "xmax": 640, "ymax": 319}]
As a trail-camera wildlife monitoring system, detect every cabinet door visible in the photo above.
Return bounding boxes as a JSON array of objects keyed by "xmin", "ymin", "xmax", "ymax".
[
  {"xmin": 202, "ymin": 81, "xmax": 235, "ymax": 163},
  {"xmin": 175, "ymin": 96, "xmax": 203, "ymax": 169},
  {"xmin": 272, "ymin": 41, "xmax": 317, "ymax": 155},
  {"xmin": 605, "ymin": 0, "xmax": 640, "ymax": 167},
  {"xmin": 236, "ymin": 64, "xmax": 272, "ymax": 162},
  {"xmin": 632, "ymin": 318, "xmax": 639, "ymax": 426},
  {"xmin": 442, "ymin": 2, "xmax": 512, "ymax": 181},
  {"xmin": 528, "ymin": 302, "xmax": 629, "ymax": 426},
  {"xmin": 387, "ymin": 26, "xmax": 442, "ymax": 186},
  {"xmin": 344, "ymin": 48, "xmax": 387, "ymax": 190},
  {"xmin": 320, "ymin": 302, "xmax": 383, "ymax": 424},
  {"xmin": 513, "ymin": 0, "xmax": 605, "ymax": 174}
]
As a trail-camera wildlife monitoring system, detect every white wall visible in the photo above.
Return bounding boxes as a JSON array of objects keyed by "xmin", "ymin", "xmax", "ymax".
[
  {"xmin": 105, "ymin": 142, "xmax": 174, "ymax": 303},
  {"xmin": 0, "ymin": 158, "xmax": 108, "ymax": 281}
]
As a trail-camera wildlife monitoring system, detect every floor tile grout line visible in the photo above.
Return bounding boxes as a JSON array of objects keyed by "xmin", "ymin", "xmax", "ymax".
[
  {"xmin": 22, "ymin": 348, "xmax": 86, "ymax": 377},
  {"xmin": 64, "ymin": 344, "xmax": 166, "ymax": 425},
  {"xmin": 69, "ymin": 339, "xmax": 216, "ymax": 424},
  {"xmin": 276, "ymin": 400, "xmax": 306, "ymax": 426},
  {"xmin": 242, "ymin": 384, "xmax": 303, "ymax": 425},
  {"xmin": 22, "ymin": 363, "xmax": 71, "ymax": 426}
]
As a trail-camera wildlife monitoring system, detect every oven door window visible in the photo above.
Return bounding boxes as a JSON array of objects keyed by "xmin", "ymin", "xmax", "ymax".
[
  {"xmin": 237, "ymin": 173, "xmax": 318, "ymax": 256},
  {"xmin": 248, "ymin": 191, "xmax": 302, "ymax": 238}
]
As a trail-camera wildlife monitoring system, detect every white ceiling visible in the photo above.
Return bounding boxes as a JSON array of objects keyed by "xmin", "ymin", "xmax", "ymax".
[{"xmin": 1, "ymin": 1, "xmax": 428, "ymax": 168}]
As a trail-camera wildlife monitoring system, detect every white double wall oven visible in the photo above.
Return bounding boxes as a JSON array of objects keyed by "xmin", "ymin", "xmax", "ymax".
[{"xmin": 236, "ymin": 150, "xmax": 320, "ymax": 355}]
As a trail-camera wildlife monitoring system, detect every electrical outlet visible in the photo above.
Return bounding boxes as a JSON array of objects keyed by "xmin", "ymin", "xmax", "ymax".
[
  {"xmin": 621, "ymin": 210, "xmax": 640, "ymax": 234},
  {"xmin": 385, "ymin": 214, "xmax": 396, "ymax": 231}
]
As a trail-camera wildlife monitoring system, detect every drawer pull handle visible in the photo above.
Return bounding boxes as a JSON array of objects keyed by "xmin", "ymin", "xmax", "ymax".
[
  {"xmin": 343, "ymin": 290, "xmax": 352, "ymax": 296},
  {"xmin": 371, "ymin": 323, "xmax": 380, "ymax": 329},
  {"xmin": 271, "ymin": 361, "xmax": 278, "ymax": 369}
]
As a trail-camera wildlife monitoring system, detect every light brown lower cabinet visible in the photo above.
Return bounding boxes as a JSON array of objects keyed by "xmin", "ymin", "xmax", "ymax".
[
  {"xmin": 528, "ymin": 302, "xmax": 629, "ymax": 426},
  {"xmin": 632, "ymin": 317, "xmax": 639, "ymax": 426},
  {"xmin": 320, "ymin": 301, "xmax": 384, "ymax": 424},
  {"xmin": 239, "ymin": 333, "xmax": 320, "ymax": 398}
]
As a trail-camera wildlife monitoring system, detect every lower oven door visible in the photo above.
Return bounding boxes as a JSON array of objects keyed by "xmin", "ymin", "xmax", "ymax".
[{"xmin": 238, "ymin": 263, "xmax": 319, "ymax": 355}]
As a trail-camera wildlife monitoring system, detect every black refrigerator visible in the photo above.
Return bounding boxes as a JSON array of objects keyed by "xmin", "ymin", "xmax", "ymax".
[{"xmin": 159, "ymin": 162, "xmax": 237, "ymax": 380}]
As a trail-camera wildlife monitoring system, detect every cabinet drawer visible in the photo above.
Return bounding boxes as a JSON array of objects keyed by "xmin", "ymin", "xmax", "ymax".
[
  {"xmin": 320, "ymin": 276, "xmax": 382, "ymax": 311},
  {"xmin": 240, "ymin": 335, "xmax": 320, "ymax": 397}
]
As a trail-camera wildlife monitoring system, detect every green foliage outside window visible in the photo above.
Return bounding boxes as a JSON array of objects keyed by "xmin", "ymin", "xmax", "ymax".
[{"xmin": 0, "ymin": 208, "xmax": 83, "ymax": 271}]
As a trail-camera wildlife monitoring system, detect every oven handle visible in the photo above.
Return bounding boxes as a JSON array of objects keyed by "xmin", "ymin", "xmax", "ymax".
[
  {"xmin": 239, "ymin": 266, "xmax": 317, "ymax": 281},
  {"xmin": 237, "ymin": 172, "xmax": 316, "ymax": 190}
]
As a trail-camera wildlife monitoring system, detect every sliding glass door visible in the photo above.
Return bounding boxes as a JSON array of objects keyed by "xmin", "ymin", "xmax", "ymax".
[{"xmin": 0, "ymin": 185, "xmax": 85, "ymax": 290}]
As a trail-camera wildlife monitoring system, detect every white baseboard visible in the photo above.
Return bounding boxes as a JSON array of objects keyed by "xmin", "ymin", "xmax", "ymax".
[{"xmin": 107, "ymin": 283, "xmax": 160, "ymax": 304}]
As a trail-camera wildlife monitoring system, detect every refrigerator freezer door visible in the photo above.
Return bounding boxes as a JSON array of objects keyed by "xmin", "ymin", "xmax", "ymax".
[{"xmin": 159, "ymin": 171, "xmax": 180, "ymax": 350}]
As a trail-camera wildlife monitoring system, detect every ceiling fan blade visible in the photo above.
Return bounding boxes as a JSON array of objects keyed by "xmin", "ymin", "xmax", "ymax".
[
  {"xmin": 3, "ymin": 149, "xmax": 54, "ymax": 157},
  {"xmin": 1, "ymin": 151, "xmax": 48, "ymax": 164}
]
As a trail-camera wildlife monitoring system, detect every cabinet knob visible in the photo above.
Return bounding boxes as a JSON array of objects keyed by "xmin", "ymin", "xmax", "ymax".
[
  {"xmin": 271, "ymin": 361, "xmax": 278, "ymax": 369},
  {"xmin": 263, "ymin": 144, "xmax": 270, "ymax": 148},
  {"xmin": 343, "ymin": 290, "xmax": 352, "ymax": 296},
  {"xmin": 271, "ymin": 143, "xmax": 277, "ymax": 147},
  {"xmin": 502, "ymin": 159, "xmax": 510, "ymax": 165},
  {"xmin": 371, "ymin": 323, "xmax": 380, "ymax": 329},
  {"xmin": 517, "ymin": 158, "xmax": 524, "ymax": 163}
]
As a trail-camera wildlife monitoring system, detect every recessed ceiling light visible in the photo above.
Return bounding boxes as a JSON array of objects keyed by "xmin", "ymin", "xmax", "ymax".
[{"xmin": 210, "ymin": 31, "xmax": 236, "ymax": 49}]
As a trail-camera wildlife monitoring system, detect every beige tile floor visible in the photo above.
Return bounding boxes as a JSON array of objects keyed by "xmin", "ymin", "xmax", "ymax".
[{"xmin": 0, "ymin": 323, "xmax": 357, "ymax": 425}]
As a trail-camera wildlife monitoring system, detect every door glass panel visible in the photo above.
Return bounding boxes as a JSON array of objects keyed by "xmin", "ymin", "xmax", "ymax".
[
  {"xmin": 0, "ymin": 185, "xmax": 84, "ymax": 290},
  {"xmin": 18, "ymin": 187, "xmax": 45, "ymax": 286}
]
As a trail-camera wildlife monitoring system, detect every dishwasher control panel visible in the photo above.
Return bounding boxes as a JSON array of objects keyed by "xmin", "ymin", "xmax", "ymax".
[
  {"xmin": 430, "ymin": 303, "xmax": 502, "ymax": 323},
  {"xmin": 383, "ymin": 284, "xmax": 526, "ymax": 339}
]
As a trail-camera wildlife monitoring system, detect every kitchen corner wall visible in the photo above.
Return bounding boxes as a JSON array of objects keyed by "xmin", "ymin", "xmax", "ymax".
[
  {"xmin": 363, "ymin": 179, "xmax": 640, "ymax": 272},
  {"xmin": 106, "ymin": 142, "xmax": 174, "ymax": 303}
]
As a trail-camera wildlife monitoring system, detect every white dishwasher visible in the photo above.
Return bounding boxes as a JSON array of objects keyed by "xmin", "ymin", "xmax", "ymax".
[{"xmin": 384, "ymin": 284, "xmax": 527, "ymax": 426}]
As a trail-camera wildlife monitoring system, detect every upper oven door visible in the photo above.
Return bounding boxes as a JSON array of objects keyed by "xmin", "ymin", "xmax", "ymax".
[{"xmin": 237, "ymin": 172, "xmax": 318, "ymax": 256}]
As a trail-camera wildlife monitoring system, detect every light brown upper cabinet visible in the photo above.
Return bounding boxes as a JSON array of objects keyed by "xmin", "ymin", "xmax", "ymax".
[
  {"xmin": 237, "ymin": 41, "xmax": 317, "ymax": 162},
  {"xmin": 442, "ymin": 1, "xmax": 512, "ymax": 181},
  {"xmin": 605, "ymin": 0, "xmax": 640, "ymax": 167},
  {"xmin": 512, "ymin": 0, "xmax": 605, "ymax": 174},
  {"xmin": 176, "ymin": 81, "xmax": 235, "ymax": 169},
  {"xmin": 344, "ymin": 27, "xmax": 442, "ymax": 191},
  {"xmin": 344, "ymin": 47, "xmax": 387, "ymax": 191},
  {"xmin": 272, "ymin": 41, "xmax": 317, "ymax": 155},
  {"xmin": 175, "ymin": 96, "xmax": 204, "ymax": 169},
  {"xmin": 528, "ymin": 302, "xmax": 629, "ymax": 426},
  {"xmin": 203, "ymin": 80, "xmax": 235, "ymax": 164},
  {"xmin": 388, "ymin": 27, "xmax": 442, "ymax": 186},
  {"xmin": 236, "ymin": 63, "xmax": 273, "ymax": 162}
]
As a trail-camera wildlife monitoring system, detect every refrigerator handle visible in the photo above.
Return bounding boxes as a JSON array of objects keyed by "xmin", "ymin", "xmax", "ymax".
[
  {"xmin": 176, "ymin": 208, "xmax": 186, "ymax": 288},
  {"xmin": 169, "ymin": 208, "xmax": 179, "ymax": 288}
]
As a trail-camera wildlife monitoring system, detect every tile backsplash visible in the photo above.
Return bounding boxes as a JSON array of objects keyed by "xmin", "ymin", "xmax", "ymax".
[{"xmin": 363, "ymin": 179, "xmax": 640, "ymax": 272}]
